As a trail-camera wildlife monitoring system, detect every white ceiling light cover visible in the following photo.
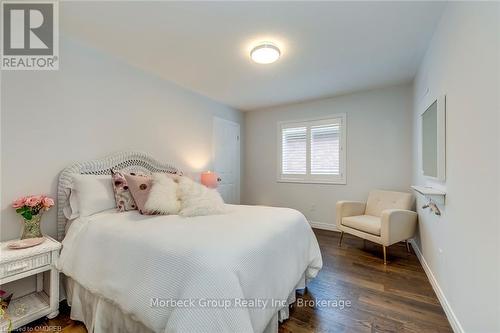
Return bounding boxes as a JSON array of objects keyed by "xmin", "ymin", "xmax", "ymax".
[{"xmin": 251, "ymin": 43, "xmax": 281, "ymax": 64}]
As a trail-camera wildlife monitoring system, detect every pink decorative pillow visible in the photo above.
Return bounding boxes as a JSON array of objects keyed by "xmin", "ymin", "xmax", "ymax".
[
  {"xmin": 111, "ymin": 170, "xmax": 137, "ymax": 212},
  {"xmin": 124, "ymin": 173, "xmax": 153, "ymax": 214}
]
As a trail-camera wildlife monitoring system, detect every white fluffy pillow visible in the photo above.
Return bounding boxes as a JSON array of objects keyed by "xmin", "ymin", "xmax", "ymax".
[
  {"xmin": 144, "ymin": 173, "xmax": 181, "ymax": 215},
  {"xmin": 177, "ymin": 176, "xmax": 226, "ymax": 217}
]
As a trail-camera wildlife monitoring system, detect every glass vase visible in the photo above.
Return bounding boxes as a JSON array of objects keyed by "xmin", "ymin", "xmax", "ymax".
[{"xmin": 21, "ymin": 213, "xmax": 43, "ymax": 239}]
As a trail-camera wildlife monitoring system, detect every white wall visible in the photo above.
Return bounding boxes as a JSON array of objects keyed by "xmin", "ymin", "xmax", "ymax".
[
  {"xmin": 243, "ymin": 84, "xmax": 413, "ymax": 226},
  {"xmin": 0, "ymin": 37, "xmax": 242, "ymax": 242},
  {"xmin": 412, "ymin": 2, "xmax": 499, "ymax": 332}
]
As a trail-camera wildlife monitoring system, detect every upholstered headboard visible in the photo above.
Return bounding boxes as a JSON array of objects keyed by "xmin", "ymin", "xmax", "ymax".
[{"xmin": 57, "ymin": 152, "xmax": 181, "ymax": 240}]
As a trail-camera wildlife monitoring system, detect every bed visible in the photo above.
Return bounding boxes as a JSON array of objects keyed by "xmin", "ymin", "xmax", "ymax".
[{"xmin": 56, "ymin": 152, "xmax": 323, "ymax": 333}]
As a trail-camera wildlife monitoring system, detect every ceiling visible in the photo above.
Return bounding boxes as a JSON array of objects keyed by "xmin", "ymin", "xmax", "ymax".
[{"xmin": 61, "ymin": 1, "xmax": 446, "ymax": 111}]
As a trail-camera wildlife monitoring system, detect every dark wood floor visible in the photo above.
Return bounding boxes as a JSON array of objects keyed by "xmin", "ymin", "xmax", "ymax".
[
  {"xmin": 280, "ymin": 230, "xmax": 452, "ymax": 333},
  {"xmin": 15, "ymin": 229, "xmax": 452, "ymax": 333}
]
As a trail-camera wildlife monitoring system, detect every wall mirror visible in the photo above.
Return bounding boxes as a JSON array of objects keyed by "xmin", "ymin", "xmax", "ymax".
[{"xmin": 421, "ymin": 95, "xmax": 446, "ymax": 181}]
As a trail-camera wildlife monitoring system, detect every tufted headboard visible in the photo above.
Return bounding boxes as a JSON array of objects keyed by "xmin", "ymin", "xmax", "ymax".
[{"xmin": 57, "ymin": 151, "xmax": 181, "ymax": 240}]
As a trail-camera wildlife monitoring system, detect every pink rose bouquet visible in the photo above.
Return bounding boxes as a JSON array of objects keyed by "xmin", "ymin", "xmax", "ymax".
[{"xmin": 12, "ymin": 194, "xmax": 54, "ymax": 221}]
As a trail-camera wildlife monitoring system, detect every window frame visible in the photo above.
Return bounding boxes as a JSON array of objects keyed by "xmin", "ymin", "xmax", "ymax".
[{"xmin": 277, "ymin": 114, "xmax": 347, "ymax": 185}]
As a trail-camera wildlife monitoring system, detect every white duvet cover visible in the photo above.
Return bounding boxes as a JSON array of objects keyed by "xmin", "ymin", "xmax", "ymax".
[{"xmin": 57, "ymin": 204, "xmax": 322, "ymax": 333}]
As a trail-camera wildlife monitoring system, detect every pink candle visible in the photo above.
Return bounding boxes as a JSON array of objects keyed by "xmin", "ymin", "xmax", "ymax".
[{"xmin": 201, "ymin": 171, "xmax": 218, "ymax": 188}]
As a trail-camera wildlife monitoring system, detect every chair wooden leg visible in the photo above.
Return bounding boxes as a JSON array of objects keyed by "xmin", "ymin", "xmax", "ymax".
[
  {"xmin": 338, "ymin": 231, "xmax": 344, "ymax": 247},
  {"xmin": 382, "ymin": 245, "xmax": 387, "ymax": 265},
  {"xmin": 405, "ymin": 240, "xmax": 411, "ymax": 253}
]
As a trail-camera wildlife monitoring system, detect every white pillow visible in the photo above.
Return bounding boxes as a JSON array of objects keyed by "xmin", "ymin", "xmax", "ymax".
[
  {"xmin": 144, "ymin": 173, "xmax": 181, "ymax": 215},
  {"xmin": 67, "ymin": 174, "xmax": 116, "ymax": 218},
  {"xmin": 177, "ymin": 176, "xmax": 226, "ymax": 217}
]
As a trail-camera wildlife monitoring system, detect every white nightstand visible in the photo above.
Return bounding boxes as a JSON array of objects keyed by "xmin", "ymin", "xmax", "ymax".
[{"xmin": 0, "ymin": 236, "xmax": 61, "ymax": 331}]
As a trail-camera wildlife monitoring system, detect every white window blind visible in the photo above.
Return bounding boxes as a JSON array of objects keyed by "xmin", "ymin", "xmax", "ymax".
[
  {"xmin": 282, "ymin": 127, "xmax": 307, "ymax": 174},
  {"xmin": 278, "ymin": 115, "xmax": 346, "ymax": 184},
  {"xmin": 311, "ymin": 124, "xmax": 340, "ymax": 175}
]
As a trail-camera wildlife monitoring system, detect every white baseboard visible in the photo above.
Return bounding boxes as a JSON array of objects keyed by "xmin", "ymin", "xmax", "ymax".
[
  {"xmin": 409, "ymin": 240, "xmax": 464, "ymax": 333},
  {"xmin": 309, "ymin": 221, "xmax": 339, "ymax": 232}
]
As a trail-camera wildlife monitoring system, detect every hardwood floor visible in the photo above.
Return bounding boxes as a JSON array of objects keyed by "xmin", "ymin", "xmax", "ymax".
[
  {"xmin": 14, "ymin": 229, "xmax": 452, "ymax": 333},
  {"xmin": 279, "ymin": 230, "xmax": 452, "ymax": 333}
]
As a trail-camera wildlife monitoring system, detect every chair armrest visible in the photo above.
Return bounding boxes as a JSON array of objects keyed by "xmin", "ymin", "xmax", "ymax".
[
  {"xmin": 380, "ymin": 209, "xmax": 418, "ymax": 246},
  {"xmin": 336, "ymin": 201, "xmax": 366, "ymax": 228}
]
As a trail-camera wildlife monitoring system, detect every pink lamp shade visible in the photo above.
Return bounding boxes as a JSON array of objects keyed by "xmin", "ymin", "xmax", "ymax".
[{"xmin": 201, "ymin": 171, "xmax": 219, "ymax": 188}]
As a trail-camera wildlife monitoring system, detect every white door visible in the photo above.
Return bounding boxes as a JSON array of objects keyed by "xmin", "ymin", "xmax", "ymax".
[{"xmin": 213, "ymin": 117, "xmax": 240, "ymax": 204}]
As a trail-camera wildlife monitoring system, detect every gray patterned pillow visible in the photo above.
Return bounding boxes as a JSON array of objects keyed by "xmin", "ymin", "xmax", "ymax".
[{"xmin": 111, "ymin": 170, "xmax": 137, "ymax": 212}]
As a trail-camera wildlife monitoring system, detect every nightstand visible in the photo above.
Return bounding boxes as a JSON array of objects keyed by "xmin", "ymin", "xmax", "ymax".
[{"xmin": 0, "ymin": 236, "xmax": 61, "ymax": 331}]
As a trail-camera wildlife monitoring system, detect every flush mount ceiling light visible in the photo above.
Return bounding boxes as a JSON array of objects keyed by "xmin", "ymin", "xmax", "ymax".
[{"xmin": 250, "ymin": 42, "xmax": 281, "ymax": 64}]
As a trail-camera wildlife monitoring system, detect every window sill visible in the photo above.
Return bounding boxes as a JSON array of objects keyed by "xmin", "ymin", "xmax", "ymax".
[{"xmin": 277, "ymin": 178, "xmax": 346, "ymax": 185}]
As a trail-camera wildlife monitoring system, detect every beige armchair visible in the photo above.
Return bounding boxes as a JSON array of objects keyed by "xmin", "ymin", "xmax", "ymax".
[{"xmin": 336, "ymin": 190, "xmax": 417, "ymax": 264}]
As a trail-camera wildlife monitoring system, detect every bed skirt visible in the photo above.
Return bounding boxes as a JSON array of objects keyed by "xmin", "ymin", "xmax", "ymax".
[{"xmin": 64, "ymin": 273, "xmax": 306, "ymax": 333}]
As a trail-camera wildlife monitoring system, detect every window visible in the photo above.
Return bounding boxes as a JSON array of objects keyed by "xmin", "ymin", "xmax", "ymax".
[{"xmin": 278, "ymin": 115, "xmax": 346, "ymax": 184}]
